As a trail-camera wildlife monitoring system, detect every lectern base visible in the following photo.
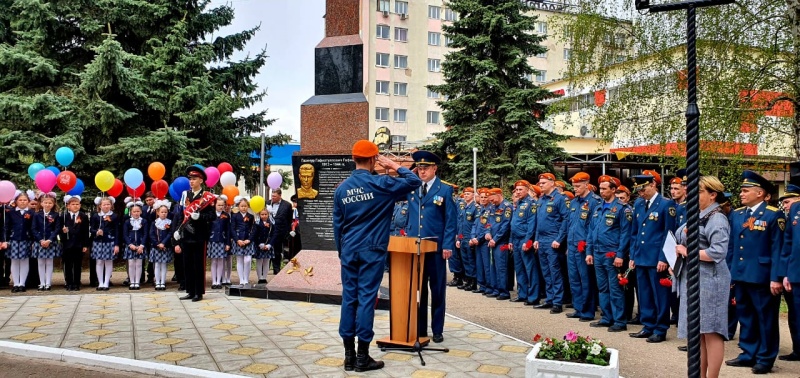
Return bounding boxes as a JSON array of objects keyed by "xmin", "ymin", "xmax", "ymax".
[
  {"xmin": 376, "ymin": 337, "xmax": 449, "ymax": 366},
  {"xmin": 375, "ymin": 336, "xmax": 430, "ymax": 348}
]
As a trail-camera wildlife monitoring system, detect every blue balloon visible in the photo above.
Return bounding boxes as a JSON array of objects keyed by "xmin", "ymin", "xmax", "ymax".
[
  {"xmin": 168, "ymin": 184, "xmax": 180, "ymax": 201},
  {"xmin": 28, "ymin": 163, "xmax": 45, "ymax": 180},
  {"xmin": 46, "ymin": 166, "xmax": 60, "ymax": 177},
  {"xmin": 67, "ymin": 178, "xmax": 85, "ymax": 196},
  {"xmin": 173, "ymin": 177, "xmax": 190, "ymax": 195},
  {"xmin": 55, "ymin": 147, "xmax": 74, "ymax": 167},
  {"xmin": 123, "ymin": 168, "xmax": 144, "ymax": 189}
]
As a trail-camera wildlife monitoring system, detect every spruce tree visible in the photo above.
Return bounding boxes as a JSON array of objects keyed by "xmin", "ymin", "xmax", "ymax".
[{"xmin": 429, "ymin": 0, "xmax": 567, "ymax": 188}]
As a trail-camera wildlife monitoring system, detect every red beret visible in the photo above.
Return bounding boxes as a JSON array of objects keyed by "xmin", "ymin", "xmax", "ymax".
[
  {"xmin": 463, "ymin": 187, "xmax": 474, "ymax": 193},
  {"xmin": 529, "ymin": 185, "xmax": 542, "ymax": 196},
  {"xmin": 352, "ymin": 140, "xmax": 379, "ymax": 158},
  {"xmin": 616, "ymin": 185, "xmax": 631, "ymax": 194},
  {"xmin": 478, "ymin": 188, "xmax": 490, "ymax": 195},
  {"xmin": 555, "ymin": 180, "xmax": 567, "ymax": 188},
  {"xmin": 489, "ymin": 188, "xmax": 503, "ymax": 196},
  {"xmin": 514, "ymin": 180, "xmax": 531, "ymax": 188},
  {"xmin": 538, "ymin": 173, "xmax": 556, "ymax": 181},
  {"xmin": 570, "ymin": 172, "xmax": 590, "ymax": 183},
  {"xmin": 588, "ymin": 184, "xmax": 597, "ymax": 192},
  {"xmin": 642, "ymin": 169, "xmax": 661, "ymax": 185},
  {"xmin": 670, "ymin": 177, "xmax": 683, "ymax": 185},
  {"xmin": 563, "ymin": 191, "xmax": 575, "ymax": 200}
]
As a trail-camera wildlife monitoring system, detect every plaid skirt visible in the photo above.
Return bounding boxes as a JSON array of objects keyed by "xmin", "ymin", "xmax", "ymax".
[
  {"xmin": 230, "ymin": 243, "xmax": 253, "ymax": 256},
  {"xmin": 207, "ymin": 242, "xmax": 228, "ymax": 259},
  {"xmin": 252, "ymin": 245, "xmax": 273, "ymax": 260},
  {"xmin": 149, "ymin": 247, "xmax": 173, "ymax": 263},
  {"xmin": 7, "ymin": 240, "xmax": 31, "ymax": 259},
  {"xmin": 123, "ymin": 247, "xmax": 147, "ymax": 260},
  {"xmin": 91, "ymin": 242, "xmax": 115, "ymax": 260},
  {"xmin": 32, "ymin": 242, "xmax": 62, "ymax": 259}
]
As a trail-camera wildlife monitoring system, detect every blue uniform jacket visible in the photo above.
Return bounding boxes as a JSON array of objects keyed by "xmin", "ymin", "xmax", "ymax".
[
  {"xmin": 90, "ymin": 213, "xmax": 120, "ymax": 246},
  {"xmin": 5, "ymin": 208, "xmax": 33, "ymax": 242},
  {"xmin": 209, "ymin": 212, "xmax": 231, "ymax": 245},
  {"xmin": 457, "ymin": 201, "xmax": 477, "ymax": 241},
  {"xmin": 487, "ymin": 200, "xmax": 512, "ymax": 245},
  {"xmin": 510, "ymin": 198, "xmax": 536, "ymax": 241},
  {"xmin": 587, "ymin": 199, "xmax": 632, "ymax": 258},
  {"xmin": 390, "ymin": 201, "xmax": 409, "ymax": 235},
  {"xmin": 253, "ymin": 217, "xmax": 273, "ymax": 246},
  {"xmin": 566, "ymin": 193, "xmax": 600, "ymax": 251},
  {"xmin": 535, "ymin": 191, "xmax": 568, "ymax": 244},
  {"xmin": 782, "ymin": 202, "xmax": 800, "ymax": 282},
  {"xmin": 471, "ymin": 204, "xmax": 490, "ymax": 244},
  {"xmin": 148, "ymin": 218, "xmax": 172, "ymax": 247},
  {"xmin": 32, "ymin": 211, "xmax": 61, "ymax": 243},
  {"xmin": 629, "ymin": 193, "xmax": 677, "ymax": 266},
  {"xmin": 229, "ymin": 212, "xmax": 255, "ymax": 243},
  {"xmin": 729, "ymin": 202, "xmax": 784, "ymax": 284},
  {"xmin": 675, "ymin": 201, "xmax": 687, "ymax": 227},
  {"xmin": 122, "ymin": 217, "xmax": 148, "ymax": 248},
  {"xmin": 333, "ymin": 167, "xmax": 421, "ymax": 254},
  {"xmin": 405, "ymin": 177, "xmax": 458, "ymax": 253}
]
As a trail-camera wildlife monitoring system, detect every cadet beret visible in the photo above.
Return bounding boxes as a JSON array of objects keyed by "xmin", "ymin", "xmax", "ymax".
[
  {"xmin": 352, "ymin": 140, "xmax": 379, "ymax": 158},
  {"xmin": 538, "ymin": 173, "xmax": 556, "ymax": 181},
  {"xmin": 478, "ymin": 188, "xmax": 490, "ymax": 195},
  {"xmin": 598, "ymin": 175, "xmax": 620, "ymax": 188},
  {"xmin": 186, "ymin": 165, "xmax": 206, "ymax": 181},
  {"xmin": 570, "ymin": 172, "xmax": 590, "ymax": 183},
  {"xmin": 616, "ymin": 185, "xmax": 631, "ymax": 194},
  {"xmin": 563, "ymin": 191, "xmax": 575, "ymax": 200},
  {"xmin": 780, "ymin": 184, "xmax": 800, "ymax": 201},
  {"xmin": 555, "ymin": 180, "xmax": 567, "ymax": 188},
  {"xmin": 741, "ymin": 170, "xmax": 774, "ymax": 192},
  {"xmin": 529, "ymin": 185, "xmax": 542, "ymax": 196},
  {"xmin": 671, "ymin": 168, "xmax": 688, "ymax": 185},
  {"xmin": 514, "ymin": 180, "xmax": 531, "ymax": 188},
  {"xmin": 489, "ymin": 188, "xmax": 503, "ymax": 196},
  {"xmin": 612, "ymin": 177, "xmax": 621, "ymax": 187},
  {"xmin": 411, "ymin": 150, "xmax": 441, "ymax": 166},
  {"xmin": 463, "ymin": 187, "xmax": 474, "ymax": 193},
  {"xmin": 642, "ymin": 169, "xmax": 661, "ymax": 185},
  {"xmin": 588, "ymin": 184, "xmax": 597, "ymax": 192}
]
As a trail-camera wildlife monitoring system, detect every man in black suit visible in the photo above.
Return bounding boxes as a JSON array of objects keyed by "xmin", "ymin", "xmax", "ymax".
[
  {"xmin": 267, "ymin": 188, "xmax": 293, "ymax": 275},
  {"xmin": 173, "ymin": 165, "xmax": 216, "ymax": 302},
  {"xmin": 60, "ymin": 195, "xmax": 90, "ymax": 291}
]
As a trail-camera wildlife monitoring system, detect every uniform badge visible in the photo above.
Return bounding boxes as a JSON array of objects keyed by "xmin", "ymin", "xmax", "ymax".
[
  {"xmin": 580, "ymin": 211, "xmax": 588, "ymax": 220},
  {"xmin": 505, "ymin": 208, "xmax": 512, "ymax": 218},
  {"xmin": 606, "ymin": 218, "xmax": 613, "ymax": 226},
  {"xmin": 433, "ymin": 195, "xmax": 444, "ymax": 206},
  {"xmin": 743, "ymin": 216, "xmax": 756, "ymax": 231},
  {"xmin": 625, "ymin": 208, "xmax": 632, "ymax": 221},
  {"xmin": 794, "ymin": 220, "xmax": 798, "ymax": 226},
  {"xmin": 669, "ymin": 207, "xmax": 676, "ymax": 217},
  {"xmin": 565, "ymin": 200, "xmax": 571, "ymax": 208},
  {"xmin": 779, "ymin": 218, "xmax": 786, "ymax": 231},
  {"xmin": 611, "ymin": 206, "xmax": 617, "ymax": 213},
  {"xmin": 480, "ymin": 217, "xmax": 487, "ymax": 224},
  {"xmin": 581, "ymin": 202, "xmax": 589, "ymax": 211},
  {"xmin": 519, "ymin": 212, "xmax": 524, "ymax": 217},
  {"xmin": 466, "ymin": 216, "xmax": 472, "ymax": 221},
  {"xmin": 546, "ymin": 206, "xmax": 553, "ymax": 213},
  {"xmin": 495, "ymin": 216, "xmax": 502, "ymax": 222},
  {"xmin": 531, "ymin": 205, "xmax": 537, "ymax": 214},
  {"xmin": 401, "ymin": 210, "xmax": 406, "ymax": 215},
  {"xmin": 460, "ymin": 203, "xmax": 465, "ymax": 209}
]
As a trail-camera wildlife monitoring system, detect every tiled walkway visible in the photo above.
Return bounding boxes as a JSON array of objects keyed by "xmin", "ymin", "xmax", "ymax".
[{"xmin": 0, "ymin": 293, "xmax": 531, "ymax": 377}]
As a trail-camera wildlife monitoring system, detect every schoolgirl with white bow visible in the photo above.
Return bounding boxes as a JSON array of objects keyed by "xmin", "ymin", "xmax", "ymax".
[
  {"xmin": 253, "ymin": 208, "xmax": 273, "ymax": 284},
  {"xmin": 32, "ymin": 193, "xmax": 61, "ymax": 291},
  {"xmin": 208, "ymin": 196, "xmax": 231, "ymax": 289},
  {"xmin": 90, "ymin": 197, "xmax": 120, "ymax": 290},
  {"xmin": 229, "ymin": 196, "xmax": 255, "ymax": 286},
  {"xmin": 6, "ymin": 191, "xmax": 33, "ymax": 292},
  {"xmin": 123, "ymin": 198, "xmax": 148, "ymax": 290},
  {"xmin": 149, "ymin": 200, "xmax": 173, "ymax": 290}
]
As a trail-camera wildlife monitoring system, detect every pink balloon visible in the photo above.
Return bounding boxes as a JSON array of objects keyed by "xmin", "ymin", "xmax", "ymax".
[
  {"xmin": 204, "ymin": 167, "xmax": 220, "ymax": 187},
  {"xmin": 0, "ymin": 181, "xmax": 16, "ymax": 203},
  {"xmin": 35, "ymin": 169, "xmax": 57, "ymax": 193}
]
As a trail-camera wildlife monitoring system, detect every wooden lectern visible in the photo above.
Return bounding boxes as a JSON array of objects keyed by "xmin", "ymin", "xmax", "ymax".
[{"xmin": 376, "ymin": 235, "xmax": 437, "ymax": 348}]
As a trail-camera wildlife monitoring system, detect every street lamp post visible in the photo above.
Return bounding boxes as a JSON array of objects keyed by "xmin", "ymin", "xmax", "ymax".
[
  {"xmin": 635, "ymin": 1, "xmax": 733, "ymax": 377},
  {"xmin": 473, "ymin": 147, "xmax": 478, "ymax": 190}
]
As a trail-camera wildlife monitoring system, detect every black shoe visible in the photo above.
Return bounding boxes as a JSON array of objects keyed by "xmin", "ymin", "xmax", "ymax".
[
  {"xmin": 432, "ymin": 334, "xmax": 444, "ymax": 343},
  {"xmin": 752, "ymin": 364, "xmax": 772, "ymax": 374},
  {"xmin": 463, "ymin": 280, "xmax": 477, "ymax": 291},
  {"xmin": 471, "ymin": 287, "xmax": 483, "ymax": 293},
  {"xmin": 627, "ymin": 316, "xmax": 641, "ymax": 325},
  {"xmin": 355, "ymin": 341, "xmax": 384, "ymax": 372},
  {"xmin": 257, "ymin": 279, "xmax": 267, "ymax": 284},
  {"xmin": 524, "ymin": 301, "xmax": 539, "ymax": 306},
  {"xmin": 486, "ymin": 292, "xmax": 499, "ymax": 298},
  {"xmin": 96, "ymin": 287, "xmax": 102, "ymax": 291},
  {"xmin": 509, "ymin": 297, "xmax": 525, "ymax": 303},
  {"xmin": 677, "ymin": 345, "xmax": 688, "ymax": 352},
  {"xmin": 725, "ymin": 358, "xmax": 756, "ymax": 367},
  {"xmin": 496, "ymin": 295, "xmax": 510, "ymax": 300},
  {"xmin": 579, "ymin": 317, "xmax": 594, "ymax": 322},
  {"xmin": 447, "ymin": 278, "xmax": 462, "ymax": 287},
  {"xmin": 629, "ymin": 330, "xmax": 652, "ymax": 338},
  {"xmin": 171, "ymin": 275, "xmax": 177, "ymax": 282},
  {"xmin": 565, "ymin": 303, "xmax": 574, "ymax": 309},
  {"xmin": 344, "ymin": 350, "xmax": 356, "ymax": 371},
  {"xmin": 192, "ymin": 295, "xmax": 202, "ymax": 302},
  {"xmin": 608, "ymin": 325, "xmax": 628, "ymax": 332},
  {"xmin": 646, "ymin": 334, "xmax": 666, "ymax": 343},
  {"xmin": 670, "ymin": 317, "xmax": 678, "ymax": 325},
  {"xmin": 180, "ymin": 294, "xmax": 193, "ymax": 300},
  {"xmin": 550, "ymin": 305, "xmax": 563, "ymax": 314},
  {"xmin": 123, "ymin": 279, "xmax": 130, "ymax": 286},
  {"xmin": 591, "ymin": 321, "xmax": 612, "ymax": 328},
  {"xmin": 178, "ymin": 285, "xmax": 185, "ymax": 291},
  {"xmin": 779, "ymin": 352, "xmax": 800, "ymax": 361},
  {"xmin": 534, "ymin": 303, "xmax": 553, "ymax": 309},
  {"xmin": 565, "ymin": 312, "xmax": 582, "ymax": 319}
]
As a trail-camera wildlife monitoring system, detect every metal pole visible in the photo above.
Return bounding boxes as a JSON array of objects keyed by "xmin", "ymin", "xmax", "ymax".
[
  {"xmin": 473, "ymin": 147, "xmax": 478, "ymax": 190},
  {"xmin": 260, "ymin": 133, "xmax": 266, "ymax": 197}
]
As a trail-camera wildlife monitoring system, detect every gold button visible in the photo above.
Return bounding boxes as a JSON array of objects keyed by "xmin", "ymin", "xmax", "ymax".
[{"xmin": 740, "ymin": 257, "xmax": 743, "ymax": 261}]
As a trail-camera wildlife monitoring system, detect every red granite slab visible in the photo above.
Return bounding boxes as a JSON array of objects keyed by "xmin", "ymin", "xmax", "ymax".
[{"xmin": 266, "ymin": 250, "xmax": 343, "ymax": 296}]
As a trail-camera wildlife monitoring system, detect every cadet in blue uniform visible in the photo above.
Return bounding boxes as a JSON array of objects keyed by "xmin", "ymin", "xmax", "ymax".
[
  {"xmin": 390, "ymin": 201, "xmax": 408, "ymax": 236},
  {"xmin": 669, "ymin": 169, "xmax": 688, "ymax": 326},
  {"xmin": 725, "ymin": 171, "xmax": 784, "ymax": 374},
  {"xmin": 405, "ymin": 151, "xmax": 458, "ymax": 344},
  {"xmin": 456, "ymin": 188, "xmax": 478, "ymax": 291},
  {"xmin": 509, "ymin": 181, "xmax": 537, "ymax": 304},
  {"xmin": 485, "ymin": 188, "xmax": 512, "ymax": 299},
  {"xmin": 471, "ymin": 189, "xmax": 492, "ymax": 294},
  {"xmin": 628, "ymin": 170, "xmax": 676, "ymax": 343},
  {"xmin": 779, "ymin": 184, "xmax": 800, "ymax": 361},
  {"xmin": 448, "ymin": 191, "xmax": 465, "ymax": 288},
  {"xmin": 587, "ymin": 175, "xmax": 631, "ymax": 332},
  {"xmin": 534, "ymin": 173, "xmax": 569, "ymax": 313},
  {"xmin": 333, "ymin": 141, "xmax": 421, "ymax": 372},
  {"xmin": 565, "ymin": 172, "xmax": 601, "ymax": 321}
]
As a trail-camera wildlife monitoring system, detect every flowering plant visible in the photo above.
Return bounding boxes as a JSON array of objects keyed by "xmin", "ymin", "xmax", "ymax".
[{"xmin": 534, "ymin": 331, "xmax": 610, "ymax": 366}]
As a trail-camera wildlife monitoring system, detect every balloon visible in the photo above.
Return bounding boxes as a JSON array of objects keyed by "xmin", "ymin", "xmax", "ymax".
[
  {"xmin": 95, "ymin": 170, "xmax": 115, "ymax": 192},
  {"xmin": 218, "ymin": 162, "xmax": 233, "ymax": 174},
  {"xmin": 123, "ymin": 168, "xmax": 144, "ymax": 189},
  {"xmin": 28, "ymin": 163, "xmax": 45, "ymax": 181},
  {"xmin": 0, "ymin": 181, "xmax": 16, "ymax": 203},
  {"xmin": 148, "ymin": 162, "xmax": 166, "ymax": 181},
  {"xmin": 68, "ymin": 178, "xmax": 84, "ymax": 196},
  {"xmin": 219, "ymin": 171, "xmax": 236, "ymax": 187},
  {"xmin": 173, "ymin": 177, "xmax": 190, "ymax": 196},
  {"xmin": 151, "ymin": 179, "xmax": 169, "ymax": 200},
  {"xmin": 222, "ymin": 185, "xmax": 239, "ymax": 205},
  {"xmin": 35, "ymin": 170, "xmax": 57, "ymax": 193},
  {"xmin": 55, "ymin": 147, "xmax": 74, "ymax": 167},
  {"xmin": 168, "ymin": 184, "xmax": 180, "ymax": 201},
  {"xmin": 126, "ymin": 183, "xmax": 145, "ymax": 199},
  {"xmin": 56, "ymin": 171, "xmax": 77, "ymax": 192},
  {"xmin": 46, "ymin": 166, "xmax": 60, "ymax": 177},
  {"xmin": 267, "ymin": 172, "xmax": 283, "ymax": 190},
  {"xmin": 204, "ymin": 167, "xmax": 220, "ymax": 187},
  {"xmin": 107, "ymin": 179, "xmax": 124, "ymax": 197},
  {"xmin": 250, "ymin": 195, "xmax": 265, "ymax": 213}
]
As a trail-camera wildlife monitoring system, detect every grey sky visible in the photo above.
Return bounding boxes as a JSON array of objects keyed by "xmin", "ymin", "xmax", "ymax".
[{"xmin": 209, "ymin": 0, "xmax": 326, "ymax": 142}]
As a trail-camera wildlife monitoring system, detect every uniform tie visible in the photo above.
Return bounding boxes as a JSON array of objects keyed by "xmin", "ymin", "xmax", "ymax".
[
  {"xmin": 645, "ymin": 199, "xmax": 651, "ymax": 211},
  {"xmin": 746, "ymin": 208, "xmax": 752, "ymax": 217},
  {"xmin": 422, "ymin": 184, "xmax": 428, "ymax": 197}
]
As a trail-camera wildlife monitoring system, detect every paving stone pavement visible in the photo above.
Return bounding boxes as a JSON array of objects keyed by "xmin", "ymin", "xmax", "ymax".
[{"xmin": 0, "ymin": 292, "xmax": 531, "ymax": 377}]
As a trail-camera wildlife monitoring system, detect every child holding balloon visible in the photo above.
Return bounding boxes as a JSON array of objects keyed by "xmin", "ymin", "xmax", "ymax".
[
  {"xmin": 230, "ymin": 196, "xmax": 255, "ymax": 286},
  {"xmin": 123, "ymin": 200, "xmax": 148, "ymax": 290},
  {"xmin": 208, "ymin": 197, "xmax": 230, "ymax": 289},
  {"xmin": 6, "ymin": 191, "xmax": 33, "ymax": 292},
  {"xmin": 90, "ymin": 197, "xmax": 120, "ymax": 291},
  {"xmin": 149, "ymin": 200, "xmax": 173, "ymax": 290},
  {"xmin": 253, "ymin": 208, "xmax": 273, "ymax": 284},
  {"xmin": 32, "ymin": 193, "xmax": 61, "ymax": 291}
]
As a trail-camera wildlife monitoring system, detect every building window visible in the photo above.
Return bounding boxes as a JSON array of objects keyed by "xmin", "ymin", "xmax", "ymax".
[
  {"xmin": 394, "ymin": 27, "xmax": 408, "ymax": 42},
  {"xmin": 394, "ymin": 82, "xmax": 407, "ymax": 96},
  {"xmin": 523, "ymin": 73, "xmax": 532, "ymax": 81},
  {"xmin": 428, "ymin": 32, "xmax": 440, "ymax": 46},
  {"xmin": 427, "ymin": 89, "xmax": 440, "ymax": 98},
  {"xmin": 394, "ymin": 55, "xmax": 408, "ymax": 68},
  {"xmin": 376, "ymin": 53, "xmax": 390, "ymax": 67},
  {"xmin": 444, "ymin": 36, "xmax": 453, "ymax": 47},
  {"xmin": 444, "ymin": 8, "xmax": 458, "ymax": 21},
  {"xmin": 427, "ymin": 111, "xmax": 440, "ymax": 124},
  {"xmin": 535, "ymin": 70, "xmax": 546, "ymax": 82},
  {"xmin": 535, "ymin": 51, "xmax": 546, "ymax": 58},
  {"xmin": 376, "ymin": 107, "xmax": 389, "ymax": 122},
  {"xmin": 535, "ymin": 21, "xmax": 547, "ymax": 35},
  {"xmin": 428, "ymin": 5, "xmax": 440, "ymax": 19},
  {"xmin": 395, "ymin": 1, "xmax": 408, "ymax": 15},
  {"xmin": 378, "ymin": 0, "xmax": 390, "ymax": 12},
  {"xmin": 394, "ymin": 109, "xmax": 407, "ymax": 122},
  {"xmin": 376, "ymin": 24, "xmax": 390, "ymax": 39},
  {"xmin": 391, "ymin": 135, "xmax": 407, "ymax": 143},
  {"xmin": 563, "ymin": 48, "xmax": 571, "ymax": 60},
  {"xmin": 428, "ymin": 58, "xmax": 441, "ymax": 72},
  {"xmin": 376, "ymin": 80, "xmax": 389, "ymax": 95}
]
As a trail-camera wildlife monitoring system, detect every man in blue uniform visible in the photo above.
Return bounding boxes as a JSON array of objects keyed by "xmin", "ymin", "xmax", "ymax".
[
  {"xmin": 448, "ymin": 191, "xmax": 466, "ymax": 289},
  {"xmin": 587, "ymin": 175, "xmax": 631, "ymax": 332},
  {"xmin": 725, "ymin": 171, "xmax": 784, "ymax": 374},
  {"xmin": 471, "ymin": 188, "xmax": 492, "ymax": 294},
  {"xmin": 628, "ymin": 170, "xmax": 676, "ymax": 343},
  {"xmin": 387, "ymin": 200, "xmax": 408, "ymax": 271},
  {"xmin": 456, "ymin": 188, "xmax": 478, "ymax": 291},
  {"xmin": 405, "ymin": 151, "xmax": 458, "ymax": 344},
  {"xmin": 333, "ymin": 140, "xmax": 421, "ymax": 372},
  {"xmin": 669, "ymin": 169, "xmax": 688, "ymax": 326},
  {"xmin": 485, "ymin": 188, "xmax": 512, "ymax": 300},
  {"xmin": 779, "ymin": 183, "xmax": 800, "ymax": 362},
  {"xmin": 565, "ymin": 172, "xmax": 600, "ymax": 321},
  {"xmin": 534, "ymin": 173, "xmax": 569, "ymax": 314},
  {"xmin": 509, "ymin": 181, "xmax": 537, "ymax": 304}
]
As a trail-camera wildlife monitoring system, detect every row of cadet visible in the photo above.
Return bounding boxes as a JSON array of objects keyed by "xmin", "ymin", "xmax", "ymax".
[{"xmin": 0, "ymin": 188, "xmax": 295, "ymax": 292}]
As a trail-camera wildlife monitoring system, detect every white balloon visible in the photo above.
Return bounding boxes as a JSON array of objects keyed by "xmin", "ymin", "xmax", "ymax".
[{"xmin": 220, "ymin": 171, "xmax": 237, "ymax": 187}]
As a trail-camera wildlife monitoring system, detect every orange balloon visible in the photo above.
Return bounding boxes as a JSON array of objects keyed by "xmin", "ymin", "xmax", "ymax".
[
  {"xmin": 222, "ymin": 185, "xmax": 239, "ymax": 205},
  {"xmin": 148, "ymin": 162, "xmax": 166, "ymax": 181}
]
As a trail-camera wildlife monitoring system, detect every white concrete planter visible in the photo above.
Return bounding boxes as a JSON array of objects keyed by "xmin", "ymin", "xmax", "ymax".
[{"xmin": 526, "ymin": 343, "xmax": 619, "ymax": 378}]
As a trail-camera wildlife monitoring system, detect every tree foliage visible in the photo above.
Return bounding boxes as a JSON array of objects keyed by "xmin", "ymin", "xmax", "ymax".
[{"xmin": 428, "ymin": 0, "xmax": 568, "ymax": 189}]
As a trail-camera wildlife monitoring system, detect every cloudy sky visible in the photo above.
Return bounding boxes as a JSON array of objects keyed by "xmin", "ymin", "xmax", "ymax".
[{"xmin": 209, "ymin": 0, "xmax": 326, "ymax": 142}]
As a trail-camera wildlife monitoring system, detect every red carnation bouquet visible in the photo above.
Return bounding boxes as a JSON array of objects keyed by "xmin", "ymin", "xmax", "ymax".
[
  {"xmin": 604, "ymin": 252, "xmax": 616, "ymax": 258},
  {"xmin": 617, "ymin": 268, "xmax": 632, "ymax": 287},
  {"xmin": 458, "ymin": 234, "xmax": 464, "ymax": 240},
  {"xmin": 577, "ymin": 240, "xmax": 587, "ymax": 253},
  {"xmin": 524, "ymin": 240, "xmax": 533, "ymax": 250},
  {"xmin": 499, "ymin": 244, "xmax": 509, "ymax": 252},
  {"xmin": 659, "ymin": 271, "xmax": 673, "ymax": 287},
  {"xmin": 399, "ymin": 229, "xmax": 406, "ymax": 236}
]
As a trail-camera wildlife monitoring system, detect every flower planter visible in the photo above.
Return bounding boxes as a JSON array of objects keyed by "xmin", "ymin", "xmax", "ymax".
[{"xmin": 526, "ymin": 343, "xmax": 619, "ymax": 378}]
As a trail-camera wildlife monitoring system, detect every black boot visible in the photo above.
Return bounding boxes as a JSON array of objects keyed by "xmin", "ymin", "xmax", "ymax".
[
  {"xmin": 463, "ymin": 277, "xmax": 477, "ymax": 291},
  {"xmin": 343, "ymin": 338, "xmax": 356, "ymax": 371},
  {"xmin": 355, "ymin": 340, "xmax": 384, "ymax": 372},
  {"xmin": 447, "ymin": 273, "xmax": 462, "ymax": 287},
  {"xmin": 457, "ymin": 275, "xmax": 467, "ymax": 289}
]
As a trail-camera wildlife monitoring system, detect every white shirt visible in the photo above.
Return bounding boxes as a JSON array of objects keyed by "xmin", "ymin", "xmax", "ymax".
[
  {"xmin": 420, "ymin": 178, "xmax": 435, "ymax": 196},
  {"xmin": 747, "ymin": 202, "xmax": 764, "ymax": 215}
]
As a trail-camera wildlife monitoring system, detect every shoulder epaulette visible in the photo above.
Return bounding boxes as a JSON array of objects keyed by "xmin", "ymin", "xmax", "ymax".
[
  {"xmin": 735, "ymin": 206, "xmax": 746, "ymax": 211},
  {"xmin": 766, "ymin": 205, "xmax": 779, "ymax": 212}
]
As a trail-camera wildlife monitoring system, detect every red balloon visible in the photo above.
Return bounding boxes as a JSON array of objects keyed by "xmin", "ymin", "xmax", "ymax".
[
  {"xmin": 56, "ymin": 171, "xmax": 77, "ymax": 192},
  {"xmin": 151, "ymin": 179, "xmax": 169, "ymax": 199},
  {"xmin": 126, "ymin": 183, "xmax": 145, "ymax": 199},
  {"xmin": 107, "ymin": 178, "xmax": 124, "ymax": 197},
  {"xmin": 218, "ymin": 162, "xmax": 233, "ymax": 174}
]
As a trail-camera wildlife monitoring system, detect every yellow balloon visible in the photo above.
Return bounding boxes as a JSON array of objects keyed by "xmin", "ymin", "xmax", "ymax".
[
  {"xmin": 95, "ymin": 170, "xmax": 115, "ymax": 192},
  {"xmin": 250, "ymin": 195, "xmax": 266, "ymax": 213}
]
